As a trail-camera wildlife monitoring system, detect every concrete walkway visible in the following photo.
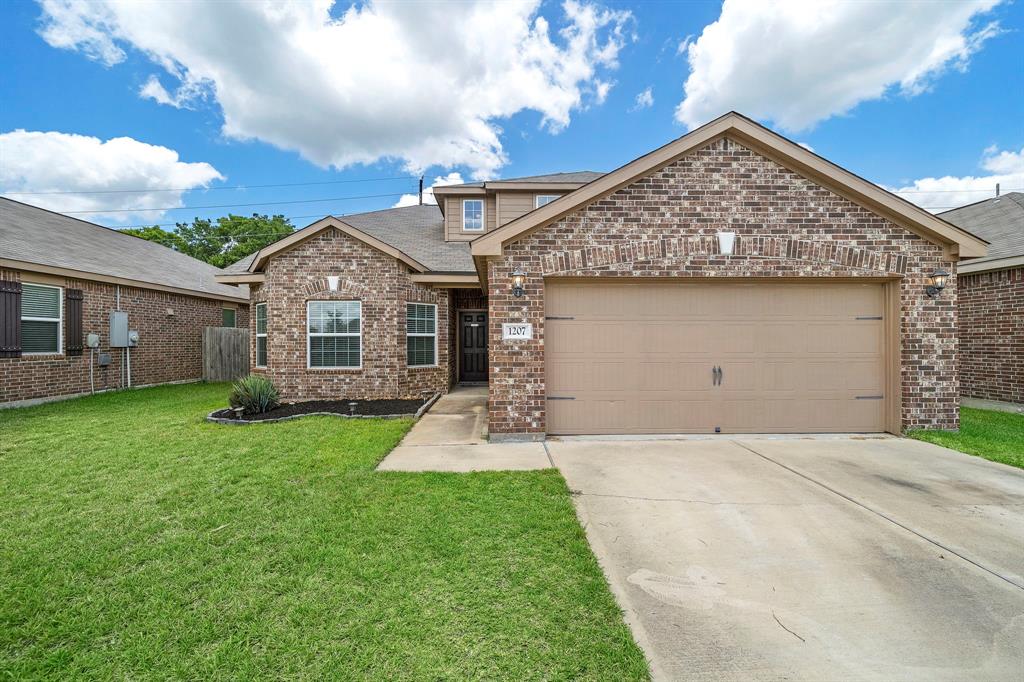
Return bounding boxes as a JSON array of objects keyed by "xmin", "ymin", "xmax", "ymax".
[
  {"xmin": 376, "ymin": 386, "xmax": 550, "ymax": 472},
  {"xmin": 963, "ymin": 397, "xmax": 1024, "ymax": 414}
]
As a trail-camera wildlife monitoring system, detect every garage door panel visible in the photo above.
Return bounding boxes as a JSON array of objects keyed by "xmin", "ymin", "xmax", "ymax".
[
  {"xmin": 546, "ymin": 321, "xmax": 587, "ymax": 355},
  {"xmin": 760, "ymin": 360, "xmax": 799, "ymax": 391},
  {"xmin": 641, "ymin": 361, "xmax": 709, "ymax": 391},
  {"xmin": 545, "ymin": 281, "xmax": 887, "ymax": 434},
  {"xmin": 637, "ymin": 400, "xmax": 714, "ymax": 432},
  {"xmin": 713, "ymin": 324, "xmax": 757, "ymax": 354}
]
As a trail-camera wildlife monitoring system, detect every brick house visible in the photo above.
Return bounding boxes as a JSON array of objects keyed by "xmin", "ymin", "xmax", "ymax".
[
  {"xmin": 218, "ymin": 113, "xmax": 986, "ymax": 438},
  {"xmin": 1, "ymin": 198, "xmax": 249, "ymax": 407},
  {"xmin": 940, "ymin": 193, "xmax": 1023, "ymax": 405}
]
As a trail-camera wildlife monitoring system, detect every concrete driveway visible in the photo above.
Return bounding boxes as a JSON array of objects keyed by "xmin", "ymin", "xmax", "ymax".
[{"xmin": 548, "ymin": 437, "xmax": 1024, "ymax": 681}]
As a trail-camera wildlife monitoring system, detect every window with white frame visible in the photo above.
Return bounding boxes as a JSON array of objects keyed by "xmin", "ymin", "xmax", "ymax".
[
  {"xmin": 255, "ymin": 303, "xmax": 268, "ymax": 367},
  {"xmin": 21, "ymin": 283, "xmax": 62, "ymax": 354},
  {"xmin": 463, "ymin": 199, "xmax": 484, "ymax": 231},
  {"xmin": 535, "ymin": 194, "xmax": 560, "ymax": 208},
  {"xmin": 308, "ymin": 300, "xmax": 361, "ymax": 368},
  {"xmin": 406, "ymin": 303, "xmax": 437, "ymax": 367}
]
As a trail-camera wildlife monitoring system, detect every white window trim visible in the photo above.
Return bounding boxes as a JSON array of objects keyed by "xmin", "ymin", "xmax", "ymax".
[
  {"xmin": 21, "ymin": 283, "xmax": 63, "ymax": 356},
  {"xmin": 254, "ymin": 302, "xmax": 267, "ymax": 368},
  {"xmin": 462, "ymin": 199, "xmax": 484, "ymax": 231},
  {"xmin": 535, "ymin": 194, "xmax": 560, "ymax": 208},
  {"xmin": 307, "ymin": 300, "xmax": 362, "ymax": 370},
  {"xmin": 406, "ymin": 302, "xmax": 438, "ymax": 368}
]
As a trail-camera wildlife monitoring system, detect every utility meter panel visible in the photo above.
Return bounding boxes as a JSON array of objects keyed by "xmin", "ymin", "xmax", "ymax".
[
  {"xmin": 127, "ymin": 330, "xmax": 139, "ymax": 347},
  {"xmin": 109, "ymin": 311, "xmax": 129, "ymax": 347}
]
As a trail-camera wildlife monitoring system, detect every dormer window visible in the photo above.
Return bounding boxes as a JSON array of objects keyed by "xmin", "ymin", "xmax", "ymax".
[
  {"xmin": 463, "ymin": 199, "xmax": 484, "ymax": 231},
  {"xmin": 535, "ymin": 194, "xmax": 560, "ymax": 208}
]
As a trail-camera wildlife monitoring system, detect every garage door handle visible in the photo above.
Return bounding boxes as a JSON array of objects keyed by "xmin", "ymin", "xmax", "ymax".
[{"xmin": 712, "ymin": 365, "xmax": 722, "ymax": 386}]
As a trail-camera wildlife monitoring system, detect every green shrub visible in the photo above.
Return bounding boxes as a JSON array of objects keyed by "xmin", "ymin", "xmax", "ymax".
[{"xmin": 229, "ymin": 374, "xmax": 280, "ymax": 415}]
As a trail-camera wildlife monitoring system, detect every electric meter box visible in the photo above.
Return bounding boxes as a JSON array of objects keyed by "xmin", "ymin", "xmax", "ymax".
[
  {"xmin": 127, "ymin": 330, "xmax": 140, "ymax": 347},
  {"xmin": 109, "ymin": 311, "xmax": 129, "ymax": 347}
]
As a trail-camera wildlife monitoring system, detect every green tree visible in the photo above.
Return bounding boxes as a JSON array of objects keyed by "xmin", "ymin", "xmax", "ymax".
[{"xmin": 121, "ymin": 214, "xmax": 294, "ymax": 268}]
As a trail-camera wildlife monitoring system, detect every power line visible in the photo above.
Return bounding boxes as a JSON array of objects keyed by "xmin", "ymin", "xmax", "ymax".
[
  {"xmin": 892, "ymin": 187, "xmax": 1023, "ymax": 194},
  {"xmin": 0, "ymin": 175, "xmax": 419, "ymax": 196},
  {"xmin": 59, "ymin": 191, "xmax": 414, "ymax": 215}
]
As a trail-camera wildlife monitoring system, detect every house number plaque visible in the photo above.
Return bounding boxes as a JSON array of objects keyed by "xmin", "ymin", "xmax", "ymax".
[{"xmin": 502, "ymin": 323, "xmax": 533, "ymax": 341}]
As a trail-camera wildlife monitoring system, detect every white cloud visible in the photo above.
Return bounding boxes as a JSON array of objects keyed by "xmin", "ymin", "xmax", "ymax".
[
  {"xmin": 630, "ymin": 86, "xmax": 654, "ymax": 111},
  {"xmin": 675, "ymin": 0, "xmax": 1004, "ymax": 131},
  {"xmin": 393, "ymin": 172, "xmax": 466, "ymax": 208},
  {"xmin": 887, "ymin": 146, "xmax": 1024, "ymax": 212},
  {"xmin": 38, "ymin": 0, "xmax": 633, "ymax": 180},
  {"xmin": 797, "ymin": 142, "xmax": 814, "ymax": 153},
  {"xmin": 0, "ymin": 129, "xmax": 223, "ymax": 222}
]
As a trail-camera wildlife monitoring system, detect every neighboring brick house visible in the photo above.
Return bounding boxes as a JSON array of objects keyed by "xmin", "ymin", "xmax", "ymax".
[
  {"xmin": 940, "ymin": 193, "xmax": 1023, "ymax": 405},
  {"xmin": 0, "ymin": 198, "xmax": 249, "ymax": 407},
  {"xmin": 218, "ymin": 112, "xmax": 986, "ymax": 438}
]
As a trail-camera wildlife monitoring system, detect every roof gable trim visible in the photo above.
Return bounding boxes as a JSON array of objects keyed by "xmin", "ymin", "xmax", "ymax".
[
  {"xmin": 250, "ymin": 216, "xmax": 428, "ymax": 273},
  {"xmin": 471, "ymin": 112, "xmax": 987, "ymax": 260}
]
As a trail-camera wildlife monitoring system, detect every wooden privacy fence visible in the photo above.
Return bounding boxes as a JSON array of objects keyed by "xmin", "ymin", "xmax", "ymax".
[{"xmin": 202, "ymin": 327, "xmax": 250, "ymax": 382}]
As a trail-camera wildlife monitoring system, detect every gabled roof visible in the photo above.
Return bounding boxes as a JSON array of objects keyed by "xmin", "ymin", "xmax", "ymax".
[
  {"xmin": 471, "ymin": 112, "xmax": 988, "ymax": 260},
  {"xmin": 232, "ymin": 205, "xmax": 474, "ymax": 278},
  {"xmin": 0, "ymin": 197, "xmax": 248, "ymax": 302},
  {"xmin": 940, "ymin": 193, "xmax": 1024, "ymax": 273}
]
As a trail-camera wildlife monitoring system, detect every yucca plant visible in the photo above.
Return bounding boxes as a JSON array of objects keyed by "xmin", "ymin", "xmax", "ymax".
[{"xmin": 228, "ymin": 374, "xmax": 280, "ymax": 415}]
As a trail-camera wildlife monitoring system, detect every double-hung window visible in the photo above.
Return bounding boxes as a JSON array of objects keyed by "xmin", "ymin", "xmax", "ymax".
[
  {"xmin": 463, "ymin": 199, "xmax": 484, "ymax": 231},
  {"xmin": 21, "ymin": 283, "xmax": 62, "ymax": 354},
  {"xmin": 406, "ymin": 303, "xmax": 437, "ymax": 367},
  {"xmin": 535, "ymin": 194, "xmax": 560, "ymax": 208},
  {"xmin": 255, "ymin": 303, "xmax": 268, "ymax": 367},
  {"xmin": 222, "ymin": 308, "xmax": 236, "ymax": 327},
  {"xmin": 308, "ymin": 300, "xmax": 361, "ymax": 368}
]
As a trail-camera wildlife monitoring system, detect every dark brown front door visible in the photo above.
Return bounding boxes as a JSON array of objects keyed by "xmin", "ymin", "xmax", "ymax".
[{"xmin": 460, "ymin": 311, "xmax": 488, "ymax": 382}]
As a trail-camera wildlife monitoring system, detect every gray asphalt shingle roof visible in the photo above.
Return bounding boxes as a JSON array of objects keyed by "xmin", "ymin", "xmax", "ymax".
[
  {"xmin": 339, "ymin": 204, "xmax": 474, "ymax": 272},
  {"xmin": 439, "ymin": 170, "xmax": 605, "ymax": 189},
  {"xmin": 0, "ymin": 197, "xmax": 248, "ymax": 300},
  {"xmin": 940, "ymin": 192, "xmax": 1024, "ymax": 264}
]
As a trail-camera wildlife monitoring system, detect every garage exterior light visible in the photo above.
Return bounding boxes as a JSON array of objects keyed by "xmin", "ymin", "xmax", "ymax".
[
  {"xmin": 511, "ymin": 269, "xmax": 527, "ymax": 298},
  {"xmin": 926, "ymin": 269, "xmax": 950, "ymax": 298}
]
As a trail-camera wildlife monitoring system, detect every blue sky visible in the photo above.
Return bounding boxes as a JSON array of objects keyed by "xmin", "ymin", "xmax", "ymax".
[{"xmin": 1, "ymin": 0, "xmax": 1022, "ymax": 230}]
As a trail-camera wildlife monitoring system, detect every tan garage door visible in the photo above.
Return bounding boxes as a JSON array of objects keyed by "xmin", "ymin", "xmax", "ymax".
[{"xmin": 546, "ymin": 280, "xmax": 887, "ymax": 435}]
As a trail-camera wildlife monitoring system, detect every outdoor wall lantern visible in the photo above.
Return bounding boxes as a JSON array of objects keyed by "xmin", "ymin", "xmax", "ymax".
[
  {"xmin": 511, "ymin": 269, "xmax": 527, "ymax": 298},
  {"xmin": 925, "ymin": 269, "xmax": 950, "ymax": 298},
  {"xmin": 327, "ymin": 275, "xmax": 340, "ymax": 291},
  {"xmin": 717, "ymin": 231, "xmax": 736, "ymax": 256}
]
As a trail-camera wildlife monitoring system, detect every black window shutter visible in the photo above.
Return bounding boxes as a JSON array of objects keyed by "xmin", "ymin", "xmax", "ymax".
[
  {"xmin": 66, "ymin": 288, "xmax": 84, "ymax": 356},
  {"xmin": 0, "ymin": 280, "xmax": 22, "ymax": 358}
]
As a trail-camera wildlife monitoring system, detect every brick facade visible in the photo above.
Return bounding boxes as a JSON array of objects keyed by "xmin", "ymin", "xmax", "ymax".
[
  {"xmin": 487, "ymin": 137, "xmax": 958, "ymax": 437},
  {"xmin": 0, "ymin": 266, "xmax": 248, "ymax": 406},
  {"xmin": 959, "ymin": 267, "xmax": 1023, "ymax": 404},
  {"xmin": 250, "ymin": 228, "xmax": 450, "ymax": 401}
]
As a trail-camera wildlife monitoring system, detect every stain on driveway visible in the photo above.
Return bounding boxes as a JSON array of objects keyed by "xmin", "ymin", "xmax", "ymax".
[{"xmin": 549, "ymin": 437, "xmax": 1024, "ymax": 681}]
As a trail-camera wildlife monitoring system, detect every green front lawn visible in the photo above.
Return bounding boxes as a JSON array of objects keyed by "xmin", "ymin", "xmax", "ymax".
[
  {"xmin": 909, "ymin": 407, "xmax": 1024, "ymax": 469},
  {"xmin": 0, "ymin": 384, "xmax": 647, "ymax": 680}
]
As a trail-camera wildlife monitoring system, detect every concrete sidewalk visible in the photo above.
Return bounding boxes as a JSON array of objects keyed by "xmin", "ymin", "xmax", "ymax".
[{"xmin": 376, "ymin": 386, "xmax": 550, "ymax": 472}]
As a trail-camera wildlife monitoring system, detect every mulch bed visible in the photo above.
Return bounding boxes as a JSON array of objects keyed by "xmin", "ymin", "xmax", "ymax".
[{"xmin": 209, "ymin": 397, "xmax": 430, "ymax": 424}]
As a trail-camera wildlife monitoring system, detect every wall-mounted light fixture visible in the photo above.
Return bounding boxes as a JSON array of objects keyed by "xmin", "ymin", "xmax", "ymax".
[
  {"xmin": 717, "ymin": 231, "xmax": 736, "ymax": 256},
  {"xmin": 511, "ymin": 269, "xmax": 527, "ymax": 298},
  {"xmin": 327, "ymin": 275, "xmax": 340, "ymax": 291},
  {"xmin": 925, "ymin": 269, "xmax": 949, "ymax": 298}
]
